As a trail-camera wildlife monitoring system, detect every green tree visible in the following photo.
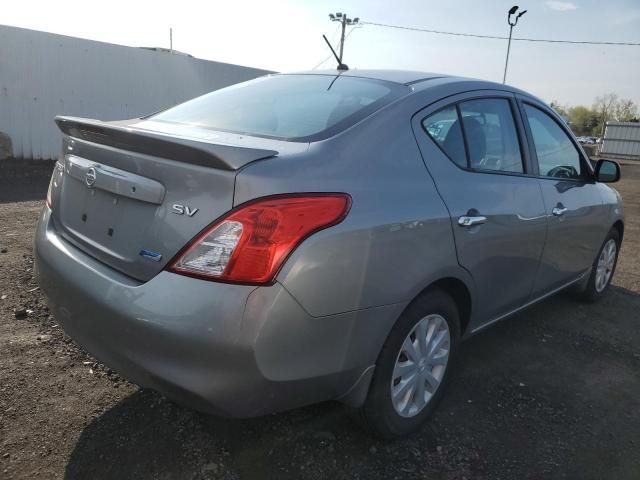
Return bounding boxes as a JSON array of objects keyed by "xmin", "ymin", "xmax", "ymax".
[
  {"xmin": 547, "ymin": 95, "xmax": 638, "ymax": 137},
  {"xmin": 549, "ymin": 100, "xmax": 568, "ymax": 117},
  {"xmin": 568, "ymin": 106, "xmax": 598, "ymax": 136}
]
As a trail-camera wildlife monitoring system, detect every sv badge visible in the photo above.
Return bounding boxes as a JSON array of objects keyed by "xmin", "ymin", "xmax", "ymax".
[{"xmin": 172, "ymin": 204, "xmax": 199, "ymax": 217}]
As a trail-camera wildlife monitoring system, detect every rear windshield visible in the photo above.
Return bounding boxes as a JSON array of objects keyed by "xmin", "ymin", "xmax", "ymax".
[{"xmin": 150, "ymin": 74, "xmax": 408, "ymax": 142}]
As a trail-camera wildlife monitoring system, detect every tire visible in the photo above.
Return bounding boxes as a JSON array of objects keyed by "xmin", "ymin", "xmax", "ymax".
[
  {"xmin": 577, "ymin": 228, "xmax": 620, "ymax": 303},
  {"xmin": 357, "ymin": 289, "xmax": 461, "ymax": 439}
]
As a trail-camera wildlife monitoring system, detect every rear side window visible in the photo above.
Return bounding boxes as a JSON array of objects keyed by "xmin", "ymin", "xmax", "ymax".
[
  {"xmin": 422, "ymin": 106, "xmax": 466, "ymax": 168},
  {"xmin": 150, "ymin": 75, "xmax": 408, "ymax": 142},
  {"xmin": 523, "ymin": 104, "xmax": 583, "ymax": 179},
  {"xmin": 459, "ymin": 99, "xmax": 523, "ymax": 173},
  {"xmin": 422, "ymin": 98, "xmax": 524, "ymax": 173}
]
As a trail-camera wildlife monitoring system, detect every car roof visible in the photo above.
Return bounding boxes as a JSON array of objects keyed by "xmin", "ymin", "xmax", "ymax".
[
  {"xmin": 281, "ymin": 69, "xmax": 530, "ymax": 97},
  {"xmin": 283, "ymin": 69, "xmax": 446, "ymax": 86}
]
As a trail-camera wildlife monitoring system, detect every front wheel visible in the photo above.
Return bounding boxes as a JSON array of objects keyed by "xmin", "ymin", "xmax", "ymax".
[
  {"xmin": 357, "ymin": 289, "xmax": 460, "ymax": 438},
  {"xmin": 577, "ymin": 228, "xmax": 620, "ymax": 302}
]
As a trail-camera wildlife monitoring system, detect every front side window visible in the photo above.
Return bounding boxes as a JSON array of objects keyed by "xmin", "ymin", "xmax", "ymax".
[
  {"xmin": 148, "ymin": 74, "xmax": 408, "ymax": 141},
  {"xmin": 459, "ymin": 99, "xmax": 524, "ymax": 173},
  {"xmin": 524, "ymin": 104, "xmax": 583, "ymax": 179}
]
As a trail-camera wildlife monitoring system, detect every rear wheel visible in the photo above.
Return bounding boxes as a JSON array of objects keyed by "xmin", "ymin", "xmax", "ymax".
[
  {"xmin": 358, "ymin": 289, "xmax": 460, "ymax": 438},
  {"xmin": 577, "ymin": 228, "xmax": 620, "ymax": 302}
]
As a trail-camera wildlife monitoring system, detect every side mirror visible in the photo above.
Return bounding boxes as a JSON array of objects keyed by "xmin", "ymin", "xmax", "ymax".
[{"xmin": 594, "ymin": 159, "xmax": 621, "ymax": 183}]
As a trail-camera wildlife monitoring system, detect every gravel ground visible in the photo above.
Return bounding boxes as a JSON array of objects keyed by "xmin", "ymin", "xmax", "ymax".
[{"xmin": 1, "ymin": 163, "xmax": 639, "ymax": 479}]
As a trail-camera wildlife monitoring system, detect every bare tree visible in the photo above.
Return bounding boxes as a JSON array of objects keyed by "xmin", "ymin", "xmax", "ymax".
[
  {"xmin": 593, "ymin": 93, "xmax": 618, "ymax": 137},
  {"xmin": 612, "ymin": 99, "xmax": 638, "ymax": 122}
]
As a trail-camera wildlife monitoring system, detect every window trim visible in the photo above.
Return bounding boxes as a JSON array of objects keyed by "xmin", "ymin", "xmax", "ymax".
[
  {"xmin": 455, "ymin": 103, "xmax": 472, "ymax": 168},
  {"xmin": 516, "ymin": 98, "xmax": 596, "ymax": 183},
  {"xmin": 421, "ymin": 95, "xmax": 530, "ymax": 177}
]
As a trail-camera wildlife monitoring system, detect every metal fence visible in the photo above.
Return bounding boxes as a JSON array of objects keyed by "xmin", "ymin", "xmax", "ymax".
[
  {"xmin": 0, "ymin": 25, "xmax": 272, "ymax": 161},
  {"xmin": 601, "ymin": 122, "xmax": 640, "ymax": 161}
]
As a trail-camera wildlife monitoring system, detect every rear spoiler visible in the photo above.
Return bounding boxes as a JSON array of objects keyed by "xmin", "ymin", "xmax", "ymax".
[{"xmin": 55, "ymin": 116, "xmax": 278, "ymax": 171}]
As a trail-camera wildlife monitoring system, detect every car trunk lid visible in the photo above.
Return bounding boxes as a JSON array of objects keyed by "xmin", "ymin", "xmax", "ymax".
[{"xmin": 51, "ymin": 116, "xmax": 289, "ymax": 282}]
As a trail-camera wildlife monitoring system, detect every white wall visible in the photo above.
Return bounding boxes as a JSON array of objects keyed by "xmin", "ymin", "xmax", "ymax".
[
  {"xmin": 602, "ymin": 122, "xmax": 640, "ymax": 161},
  {"xmin": 0, "ymin": 25, "xmax": 272, "ymax": 160}
]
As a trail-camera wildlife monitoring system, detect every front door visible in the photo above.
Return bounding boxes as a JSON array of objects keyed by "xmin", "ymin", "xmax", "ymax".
[
  {"xmin": 413, "ymin": 93, "xmax": 548, "ymax": 328},
  {"xmin": 518, "ymin": 101, "xmax": 609, "ymax": 295}
]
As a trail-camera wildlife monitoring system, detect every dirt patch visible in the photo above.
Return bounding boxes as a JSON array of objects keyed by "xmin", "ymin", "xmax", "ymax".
[
  {"xmin": 0, "ymin": 159, "xmax": 55, "ymax": 203},
  {"xmin": 1, "ymin": 165, "xmax": 640, "ymax": 479}
]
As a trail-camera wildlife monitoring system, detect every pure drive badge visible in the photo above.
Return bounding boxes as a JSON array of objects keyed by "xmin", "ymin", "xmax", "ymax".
[{"xmin": 139, "ymin": 249, "xmax": 163, "ymax": 262}]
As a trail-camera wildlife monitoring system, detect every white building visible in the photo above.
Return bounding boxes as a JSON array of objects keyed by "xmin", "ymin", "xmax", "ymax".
[
  {"xmin": 0, "ymin": 25, "xmax": 272, "ymax": 160},
  {"xmin": 601, "ymin": 122, "xmax": 640, "ymax": 161}
]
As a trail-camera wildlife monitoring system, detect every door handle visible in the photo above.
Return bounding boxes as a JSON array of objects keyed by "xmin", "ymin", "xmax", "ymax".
[
  {"xmin": 552, "ymin": 206, "xmax": 568, "ymax": 216},
  {"xmin": 458, "ymin": 215, "xmax": 487, "ymax": 227}
]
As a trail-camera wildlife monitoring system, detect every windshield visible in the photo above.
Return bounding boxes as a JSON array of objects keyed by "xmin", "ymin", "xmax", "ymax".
[{"xmin": 150, "ymin": 74, "xmax": 408, "ymax": 141}]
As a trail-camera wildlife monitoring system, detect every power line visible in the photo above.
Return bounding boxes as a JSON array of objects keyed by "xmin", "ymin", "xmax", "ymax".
[
  {"xmin": 312, "ymin": 53, "xmax": 333, "ymax": 70},
  {"xmin": 362, "ymin": 20, "xmax": 640, "ymax": 46}
]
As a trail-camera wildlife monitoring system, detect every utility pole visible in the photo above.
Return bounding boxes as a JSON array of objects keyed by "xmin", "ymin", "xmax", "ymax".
[
  {"xmin": 503, "ymin": 6, "xmax": 527, "ymax": 84},
  {"xmin": 339, "ymin": 16, "xmax": 346, "ymax": 63},
  {"xmin": 329, "ymin": 12, "xmax": 359, "ymax": 67},
  {"xmin": 169, "ymin": 28, "xmax": 173, "ymax": 54}
]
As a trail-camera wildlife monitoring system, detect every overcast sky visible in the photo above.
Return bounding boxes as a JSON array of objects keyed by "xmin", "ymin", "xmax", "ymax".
[{"xmin": 3, "ymin": 0, "xmax": 639, "ymax": 106}]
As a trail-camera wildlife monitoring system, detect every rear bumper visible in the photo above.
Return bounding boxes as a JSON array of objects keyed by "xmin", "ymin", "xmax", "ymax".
[{"xmin": 35, "ymin": 208, "xmax": 392, "ymax": 416}]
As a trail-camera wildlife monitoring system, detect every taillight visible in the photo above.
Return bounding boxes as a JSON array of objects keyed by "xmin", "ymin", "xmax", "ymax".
[{"xmin": 167, "ymin": 194, "xmax": 351, "ymax": 285}]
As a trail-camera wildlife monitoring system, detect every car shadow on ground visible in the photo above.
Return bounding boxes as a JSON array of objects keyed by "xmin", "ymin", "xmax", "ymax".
[
  {"xmin": 64, "ymin": 286, "xmax": 640, "ymax": 480},
  {"xmin": 64, "ymin": 389, "xmax": 366, "ymax": 479}
]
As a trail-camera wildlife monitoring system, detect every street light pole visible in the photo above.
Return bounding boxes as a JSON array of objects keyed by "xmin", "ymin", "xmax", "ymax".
[
  {"xmin": 502, "ymin": 23, "xmax": 514, "ymax": 84},
  {"xmin": 502, "ymin": 6, "xmax": 527, "ymax": 84}
]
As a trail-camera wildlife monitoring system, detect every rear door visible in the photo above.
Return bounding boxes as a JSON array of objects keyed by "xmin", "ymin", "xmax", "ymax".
[
  {"xmin": 517, "ymin": 99, "xmax": 608, "ymax": 294},
  {"xmin": 413, "ymin": 92, "xmax": 547, "ymax": 328}
]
